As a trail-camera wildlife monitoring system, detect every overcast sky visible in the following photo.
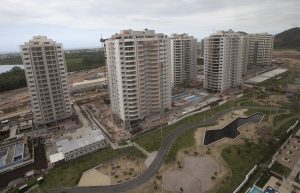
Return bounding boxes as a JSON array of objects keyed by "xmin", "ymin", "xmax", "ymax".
[{"xmin": 1, "ymin": 0, "xmax": 299, "ymax": 52}]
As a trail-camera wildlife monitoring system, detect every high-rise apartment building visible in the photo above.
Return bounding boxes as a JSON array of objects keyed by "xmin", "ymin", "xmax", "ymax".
[
  {"xmin": 20, "ymin": 36, "xmax": 72, "ymax": 127},
  {"xmin": 203, "ymin": 30, "xmax": 245, "ymax": 92},
  {"xmin": 170, "ymin": 33, "xmax": 197, "ymax": 86},
  {"xmin": 105, "ymin": 29, "xmax": 172, "ymax": 129},
  {"xmin": 246, "ymin": 33, "xmax": 274, "ymax": 70}
]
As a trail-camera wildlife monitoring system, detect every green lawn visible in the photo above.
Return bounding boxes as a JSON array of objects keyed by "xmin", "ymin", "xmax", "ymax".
[
  {"xmin": 165, "ymin": 128, "xmax": 196, "ymax": 163},
  {"xmin": 273, "ymin": 113, "xmax": 294, "ymax": 126},
  {"xmin": 134, "ymin": 97, "xmax": 274, "ymax": 153},
  {"xmin": 271, "ymin": 161, "xmax": 292, "ymax": 177},
  {"xmin": 216, "ymin": 143, "xmax": 269, "ymax": 193},
  {"xmin": 134, "ymin": 100, "xmax": 239, "ymax": 152},
  {"xmin": 239, "ymin": 100, "xmax": 262, "ymax": 106},
  {"xmin": 66, "ymin": 58, "xmax": 103, "ymax": 72},
  {"xmin": 40, "ymin": 147, "xmax": 145, "ymax": 193},
  {"xmin": 244, "ymin": 109, "xmax": 272, "ymax": 122},
  {"xmin": 254, "ymin": 169, "xmax": 271, "ymax": 188},
  {"xmin": 260, "ymin": 70, "xmax": 297, "ymax": 87},
  {"xmin": 275, "ymin": 71, "xmax": 298, "ymax": 85},
  {"xmin": 273, "ymin": 117, "xmax": 298, "ymax": 139}
]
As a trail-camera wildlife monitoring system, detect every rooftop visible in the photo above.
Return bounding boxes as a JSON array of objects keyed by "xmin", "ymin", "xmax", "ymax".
[
  {"xmin": 245, "ymin": 68, "xmax": 288, "ymax": 83},
  {"xmin": 49, "ymin": 152, "xmax": 64, "ymax": 164},
  {"xmin": 56, "ymin": 130, "xmax": 105, "ymax": 154}
]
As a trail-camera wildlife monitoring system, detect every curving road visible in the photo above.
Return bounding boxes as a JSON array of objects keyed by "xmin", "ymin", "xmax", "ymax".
[{"xmin": 55, "ymin": 106, "xmax": 284, "ymax": 193}]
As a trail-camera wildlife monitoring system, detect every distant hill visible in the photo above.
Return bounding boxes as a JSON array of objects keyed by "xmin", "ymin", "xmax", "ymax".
[{"xmin": 274, "ymin": 27, "xmax": 300, "ymax": 50}]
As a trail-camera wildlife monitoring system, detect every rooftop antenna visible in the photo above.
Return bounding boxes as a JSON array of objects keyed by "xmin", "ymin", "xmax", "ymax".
[{"xmin": 100, "ymin": 34, "xmax": 105, "ymax": 45}]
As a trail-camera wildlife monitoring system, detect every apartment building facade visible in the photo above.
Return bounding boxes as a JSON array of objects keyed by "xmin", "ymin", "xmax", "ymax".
[
  {"xmin": 246, "ymin": 33, "xmax": 274, "ymax": 69},
  {"xmin": 105, "ymin": 29, "xmax": 172, "ymax": 129},
  {"xmin": 203, "ymin": 30, "xmax": 245, "ymax": 92},
  {"xmin": 20, "ymin": 36, "xmax": 72, "ymax": 127},
  {"xmin": 170, "ymin": 33, "xmax": 197, "ymax": 86}
]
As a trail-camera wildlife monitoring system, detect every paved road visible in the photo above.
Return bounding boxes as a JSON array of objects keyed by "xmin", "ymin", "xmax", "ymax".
[{"xmin": 55, "ymin": 106, "xmax": 285, "ymax": 193}]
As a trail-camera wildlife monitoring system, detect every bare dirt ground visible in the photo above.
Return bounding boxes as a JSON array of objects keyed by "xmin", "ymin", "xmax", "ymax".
[
  {"xmin": 78, "ymin": 165, "xmax": 111, "ymax": 186},
  {"xmin": 259, "ymin": 95, "xmax": 289, "ymax": 107},
  {"xmin": 68, "ymin": 67, "xmax": 106, "ymax": 84},
  {"xmin": 273, "ymin": 50, "xmax": 300, "ymax": 60},
  {"xmin": 0, "ymin": 67, "xmax": 105, "ymax": 116},
  {"xmin": 0, "ymin": 87, "xmax": 29, "ymax": 113},
  {"xmin": 162, "ymin": 156, "xmax": 219, "ymax": 193},
  {"xmin": 97, "ymin": 154, "xmax": 146, "ymax": 184},
  {"xmin": 273, "ymin": 50, "xmax": 300, "ymax": 70},
  {"xmin": 87, "ymin": 101, "xmax": 131, "ymax": 141}
]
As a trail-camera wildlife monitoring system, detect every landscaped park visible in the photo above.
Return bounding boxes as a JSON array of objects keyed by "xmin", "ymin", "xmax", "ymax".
[{"xmin": 8, "ymin": 69, "xmax": 300, "ymax": 193}]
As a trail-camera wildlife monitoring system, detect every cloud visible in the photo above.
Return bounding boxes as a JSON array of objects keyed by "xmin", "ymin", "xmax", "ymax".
[{"xmin": 0, "ymin": 0, "xmax": 299, "ymax": 52}]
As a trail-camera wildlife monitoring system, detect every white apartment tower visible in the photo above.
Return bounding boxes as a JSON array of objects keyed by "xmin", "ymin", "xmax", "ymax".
[
  {"xmin": 204, "ymin": 30, "xmax": 245, "ymax": 92},
  {"xmin": 170, "ymin": 33, "xmax": 197, "ymax": 86},
  {"xmin": 105, "ymin": 30, "xmax": 172, "ymax": 129},
  {"xmin": 20, "ymin": 36, "xmax": 72, "ymax": 127},
  {"xmin": 246, "ymin": 33, "xmax": 274, "ymax": 69}
]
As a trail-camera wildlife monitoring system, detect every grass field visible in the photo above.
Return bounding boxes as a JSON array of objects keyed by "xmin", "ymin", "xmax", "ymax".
[
  {"xmin": 239, "ymin": 100, "xmax": 261, "ymax": 106},
  {"xmin": 260, "ymin": 70, "xmax": 297, "ymax": 87},
  {"xmin": 165, "ymin": 128, "xmax": 196, "ymax": 163},
  {"xmin": 66, "ymin": 58, "xmax": 103, "ymax": 72},
  {"xmin": 134, "ymin": 97, "xmax": 274, "ymax": 156},
  {"xmin": 39, "ymin": 147, "xmax": 145, "ymax": 193},
  {"xmin": 244, "ymin": 109, "xmax": 272, "ymax": 122},
  {"xmin": 134, "ymin": 100, "xmax": 239, "ymax": 152},
  {"xmin": 273, "ymin": 113, "xmax": 293, "ymax": 126},
  {"xmin": 273, "ymin": 117, "xmax": 298, "ymax": 138},
  {"xmin": 271, "ymin": 161, "xmax": 292, "ymax": 177},
  {"xmin": 216, "ymin": 143, "xmax": 269, "ymax": 193}
]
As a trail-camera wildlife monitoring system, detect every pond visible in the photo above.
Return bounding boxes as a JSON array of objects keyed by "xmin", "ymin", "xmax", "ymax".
[{"xmin": 204, "ymin": 113, "xmax": 264, "ymax": 145}]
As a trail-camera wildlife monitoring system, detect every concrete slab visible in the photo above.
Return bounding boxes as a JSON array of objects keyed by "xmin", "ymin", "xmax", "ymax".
[
  {"xmin": 144, "ymin": 151, "xmax": 157, "ymax": 168},
  {"xmin": 246, "ymin": 68, "xmax": 288, "ymax": 83}
]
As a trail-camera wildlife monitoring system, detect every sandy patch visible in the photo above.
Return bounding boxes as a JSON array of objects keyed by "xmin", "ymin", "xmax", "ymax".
[
  {"xmin": 162, "ymin": 156, "xmax": 219, "ymax": 193},
  {"xmin": 78, "ymin": 167, "xmax": 111, "ymax": 186},
  {"xmin": 97, "ymin": 155, "xmax": 146, "ymax": 184}
]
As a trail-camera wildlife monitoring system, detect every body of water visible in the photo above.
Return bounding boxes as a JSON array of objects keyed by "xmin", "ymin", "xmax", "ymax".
[
  {"xmin": 0, "ymin": 64, "xmax": 23, "ymax": 74},
  {"xmin": 204, "ymin": 113, "xmax": 264, "ymax": 145}
]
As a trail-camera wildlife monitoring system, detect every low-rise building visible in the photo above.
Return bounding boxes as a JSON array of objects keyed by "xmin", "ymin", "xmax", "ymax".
[
  {"xmin": 0, "ymin": 137, "xmax": 33, "ymax": 173},
  {"xmin": 50, "ymin": 130, "xmax": 107, "ymax": 165}
]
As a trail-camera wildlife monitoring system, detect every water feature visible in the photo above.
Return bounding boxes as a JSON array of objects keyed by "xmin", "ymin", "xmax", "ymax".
[
  {"xmin": 204, "ymin": 113, "xmax": 264, "ymax": 145},
  {"xmin": 172, "ymin": 92, "xmax": 188, "ymax": 101},
  {"xmin": 248, "ymin": 186, "xmax": 264, "ymax": 193},
  {"xmin": 0, "ymin": 64, "xmax": 23, "ymax": 74},
  {"xmin": 184, "ymin": 95, "xmax": 201, "ymax": 102}
]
